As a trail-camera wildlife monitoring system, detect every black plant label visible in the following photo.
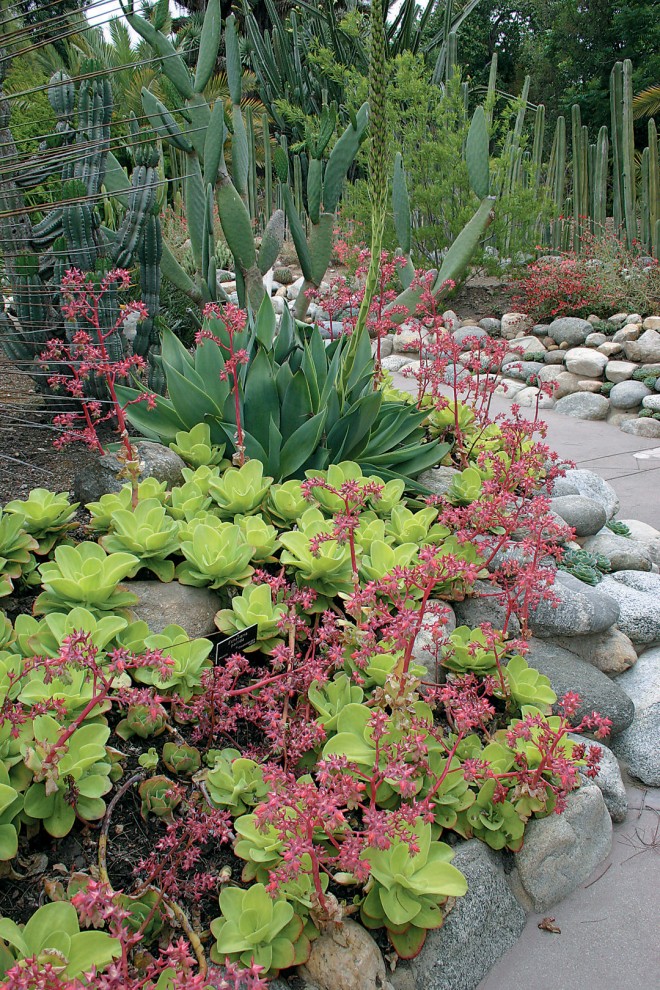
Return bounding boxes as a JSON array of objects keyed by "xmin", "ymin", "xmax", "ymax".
[{"xmin": 209, "ymin": 624, "xmax": 259, "ymax": 663}]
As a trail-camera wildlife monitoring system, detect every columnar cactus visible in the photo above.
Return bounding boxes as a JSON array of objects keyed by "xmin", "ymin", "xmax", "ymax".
[{"xmin": 0, "ymin": 61, "xmax": 161, "ymax": 384}]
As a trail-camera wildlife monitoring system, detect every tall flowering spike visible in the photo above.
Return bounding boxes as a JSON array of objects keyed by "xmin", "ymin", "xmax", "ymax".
[{"xmin": 341, "ymin": 0, "xmax": 388, "ymax": 390}]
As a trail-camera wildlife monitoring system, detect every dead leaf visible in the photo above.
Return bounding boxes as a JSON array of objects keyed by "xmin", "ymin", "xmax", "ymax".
[{"xmin": 538, "ymin": 916, "xmax": 561, "ymax": 933}]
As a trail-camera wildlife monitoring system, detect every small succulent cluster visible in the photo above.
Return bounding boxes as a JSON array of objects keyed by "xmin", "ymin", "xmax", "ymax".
[{"xmin": 559, "ymin": 547, "xmax": 612, "ymax": 585}]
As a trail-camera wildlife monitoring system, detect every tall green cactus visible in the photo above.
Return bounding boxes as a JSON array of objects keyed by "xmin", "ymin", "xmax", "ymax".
[
  {"xmin": 125, "ymin": 2, "xmax": 365, "ymax": 318},
  {"xmin": 0, "ymin": 61, "xmax": 160, "ymax": 384}
]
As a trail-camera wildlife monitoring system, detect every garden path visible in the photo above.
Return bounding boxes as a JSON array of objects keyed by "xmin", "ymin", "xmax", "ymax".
[
  {"xmin": 477, "ymin": 778, "xmax": 659, "ymax": 990},
  {"xmin": 391, "ymin": 373, "xmax": 660, "ymax": 528},
  {"xmin": 392, "ymin": 369, "xmax": 660, "ymax": 988}
]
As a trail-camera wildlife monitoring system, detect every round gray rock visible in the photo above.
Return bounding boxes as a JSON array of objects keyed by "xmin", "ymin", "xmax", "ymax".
[
  {"xmin": 75, "ymin": 441, "xmax": 186, "ymax": 505},
  {"xmin": 581, "ymin": 532, "xmax": 652, "ymax": 572},
  {"xmin": 549, "ymin": 495, "xmax": 607, "ymax": 536},
  {"xmin": 608, "ymin": 648, "xmax": 660, "ymax": 785},
  {"xmin": 527, "ymin": 570, "xmax": 620, "ymax": 638},
  {"xmin": 609, "ymin": 380, "xmax": 652, "ymax": 409},
  {"xmin": 479, "ymin": 317, "xmax": 501, "ymax": 334},
  {"xmin": 512, "ymin": 785, "xmax": 612, "ymax": 912},
  {"xmin": 605, "ymin": 360, "xmax": 637, "ymax": 383},
  {"xmin": 393, "ymin": 841, "xmax": 526, "ymax": 990},
  {"xmin": 500, "ymin": 360, "xmax": 544, "ymax": 382},
  {"xmin": 642, "ymin": 394, "xmax": 660, "ymax": 411},
  {"xmin": 381, "ymin": 354, "xmax": 414, "ymax": 372},
  {"xmin": 554, "ymin": 392, "xmax": 610, "ymax": 420},
  {"xmin": 525, "ymin": 638, "xmax": 635, "ymax": 735},
  {"xmin": 599, "ymin": 571, "xmax": 660, "ymax": 643},
  {"xmin": 550, "ymin": 477, "xmax": 580, "ymax": 497},
  {"xmin": 547, "ymin": 627, "xmax": 637, "ymax": 676},
  {"xmin": 452, "ymin": 325, "xmax": 489, "ymax": 349},
  {"xmin": 623, "ymin": 328, "xmax": 660, "ymax": 363},
  {"xmin": 562, "ymin": 468, "xmax": 619, "ymax": 520},
  {"xmin": 411, "ymin": 607, "xmax": 456, "ymax": 682},
  {"xmin": 569, "ymin": 734, "xmax": 628, "ymax": 822},
  {"xmin": 564, "ymin": 347, "xmax": 608, "ymax": 377},
  {"xmin": 127, "ymin": 580, "xmax": 221, "ymax": 638},
  {"xmin": 415, "ymin": 465, "xmax": 460, "ymax": 497},
  {"xmin": 620, "ymin": 418, "xmax": 660, "ymax": 438},
  {"xmin": 547, "ymin": 317, "xmax": 593, "ymax": 348},
  {"xmin": 452, "ymin": 580, "xmax": 521, "ymax": 637}
]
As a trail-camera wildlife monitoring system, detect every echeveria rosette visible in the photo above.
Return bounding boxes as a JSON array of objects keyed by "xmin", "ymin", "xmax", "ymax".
[
  {"xmin": 208, "ymin": 460, "xmax": 273, "ymax": 518},
  {"xmin": 419, "ymin": 750, "xmax": 476, "ymax": 831},
  {"xmin": 502, "ymin": 654, "xmax": 557, "ymax": 712},
  {"xmin": 0, "ymin": 763, "xmax": 22, "ymax": 862},
  {"xmin": 308, "ymin": 674, "xmax": 365, "ymax": 733},
  {"xmin": 13, "ymin": 608, "xmax": 129, "ymax": 661},
  {"xmin": 234, "ymin": 514, "xmax": 280, "ymax": 563},
  {"xmin": 34, "ymin": 543, "xmax": 139, "ymax": 617},
  {"xmin": 359, "ymin": 819, "xmax": 467, "ymax": 958},
  {"xmin": 201, "ymin": 748, "xmax": 269, "ymax": 815},
  {"xmin": 210, "ymin": 883, "xmax": 311, "ymax": 976},
  {"xmin": 279, "ymin": 528, "xmax": 355, "ymax": 600},
  {"xmin": 0, "ymin": 510, "xmax": 39, "ymax": 597},
  {"xmin": 99, "ymin": 498, "xmax": 181, "ymax": 582},
  {"xmin": 4, "ymin": 488, "xmax": 78, "ymax": 555},
  {"xmin": 442, "ymin": 625, "xmax": 500, "ymax": 678},
  {"xmin": 358, "ymin": 539, "xmax": 419, "ymax": 585},
  {"xmin": 22, "ymin": 715, "xmax": 113, "ymax": 837},
  {"xmin": 131, "ymin": 624, "xmax": 213, "ymax": 701},
  {"xmin": 85, "ymin": 479, "xmax": 168, "ymax": 533},
  {"xmin": 460, "ymin": 777, "xmax": 525, "ymax": 851},
  {"xmin": 165, "ymin": 481, "xmax": 213, "ymax": 522},
  {"xmin": 233, "ymin": 812, "xmax": 287, "ymax": 883},
  {"xmin": 176, "ymin": 521, "xmax": 254, "ymax": 589},
  {"xmin": 265, "ymin": 480, "xmax": 311, "ymax": 526},
  {"xmin": 0, "ymin": 902, "xmax": 121, "ymax": 981},
  {"xmin": 169, "ymin": 422, "xmax": 228, "ymax": 468},
  {"xmin": 215, "ymin": 583, "xmax": 287, "ymax": 654},
  {"xmin": 385, "ymin": 504, "xmax": 441, "ymax": 546}
]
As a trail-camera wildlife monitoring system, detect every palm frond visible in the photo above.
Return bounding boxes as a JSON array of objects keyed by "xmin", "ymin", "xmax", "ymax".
[{"xmin": 633, "ymin": 84, "xmax": 660, "ymax": 120}]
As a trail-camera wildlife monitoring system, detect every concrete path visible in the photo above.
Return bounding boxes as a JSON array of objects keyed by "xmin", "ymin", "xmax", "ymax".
[
  {"xmin": 392, "ymin": 372, "xmax": 660, "ymax": 527},
  {"xmin": 477, "ymin": 779, "xmax": 660, "ymax": 990}
]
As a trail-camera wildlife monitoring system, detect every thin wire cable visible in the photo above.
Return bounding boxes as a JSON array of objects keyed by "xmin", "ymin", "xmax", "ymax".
[
  {"xmin": 2, "ymin": 31, "xmax": 201, "ymax": 100},
  {"xmin": 0, "ymin": 0, "xmax": 120, "ymax": 46}
]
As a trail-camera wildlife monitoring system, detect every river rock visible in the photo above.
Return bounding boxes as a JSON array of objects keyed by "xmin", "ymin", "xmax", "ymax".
[
  {"xmin": 612, "ymin": 325, "xmax": 640, "ymax": 343},
  {"xmin": 568, "ymin": 734, "xmax": 628, "ymax": 822},
  {"xmin": 609, "ymin": 647, "xmax": 660, "ymax": 786},
  {"xmin": 525, "ymin": 638, "xmax": 634, "ymax": 734},
  {"xmin": 550, "ymin": 477, "xmax": 580, "ymax": 497},
  {"xmin": 393, "ymin": 841, "xmax": 525, "ymax": 990},
  {"xmin": 442, "ymin": 309, "xmax": 460, "ymax": 330},
  {"xmin": 127, "ymin": 581, "xmax": 221, "ymax": 638},
  {"xmin": 547, "ymin": 316, "xmax": 593, "ymax": 347},
  {"xmin": 608, "ymin": 313, "xmax": 628, "ymax": 327},
  {"xmin": 598, "ymin": 572, "xmax": 660, "ymax": 644},
  {"xmin": 609, "ymin": 380, "xmax": 652, "ymax": 409},
  {"xmin": 381, "ymin": 354, "xmax": 414, "ymax": 372},
  {"xmin": 554, "ymin": 392, "xmax": 610, "ymax": 419},
  {"xmin": 564, "ymin": 347, "xmax": 608, "ymax": 377},
  {"xmin": 604, "ymin": 360, "xmax": 637, "ymax": 383},
  {"xmin": 415, "ymin": 465, "xmax": 460, "ymax": 496},
  {"xmin": 527, "ymin": 571, "xmax": 620, "ymax": 638},
  {"xmin": 512, "ymin": 785, "xmax": 612, "ymax": 912},
  {"xmin": 585, "ymin": 332, "xmax": 607, "ymax": 347},
  {"xmin": 620, "ymin": 418, "xmax": 660, "ymax": 438},
  {"xmin": 411, "ymin": 607, "xmax": 457, "ymax": 681},
  {"xmin": 642, "ymin": 394, "xmax": 660, "ymax": 411},
  {"xmin": 500, "ymin": 360, "xmax": 544, "ymax": 382},
  {"xmin": 514, "ymin": 386, "xmax": 555, "ymax": 408},
  {"xmin": 549, "ymin": 495, "xmax": 607, "ymax": 536},
  {"xmin": 501, "ymin": 313, "xmax": 534, "ymax": 339},
  {"xmin": 299, "ymin": 920, "xmax": 394, "ymax": 990},
  {"xmin": 75, "ymin": 441, "xmax": 186, "ymax": 505},
  {"xmin": 478, "ymin": 317, "xmax": 500, "ymax": 334},
  {"xmin": 392, "ymin": 327, "xmax": 424, "ymax": 354},
  {"xmin": 581, "ymin": 532, "xmax": 652, "ymax": 572},
  {"xmin": 623, "ymin": 329, "xmax": 660, "ymax": 362},
  {"xmin": 548, "ymin": 627, "xmax": 637, "ymax": 676},
  {"xmin": 562, "ymin": 469, "xmax": 620, "ymax": 519},
  {"xmin": 452, "ymin": 580, "xmax": 520, "ymax": 637},
  {"xmin": 452, "ymin": 325, "xmax": 489, "ymax": 349},
  {"xmin": 495, "ymin": 378, "xmax": 528, "ymax": 398},
  {"xmin": 643, "ymin": 315, "xmax": 660, "ymax": 330},
  {"xmin": 544, "ymin": 349, "xmax": 568, "ymax": 364},
  {"xmin": 598, "ymin": 342, "xmax": 623, "ymax": 357}
]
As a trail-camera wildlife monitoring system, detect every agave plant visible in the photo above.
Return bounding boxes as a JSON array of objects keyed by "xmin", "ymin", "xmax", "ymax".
[{"xmin": 116, "ymin": 297, "xmax": 448, "ymax": 487}]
